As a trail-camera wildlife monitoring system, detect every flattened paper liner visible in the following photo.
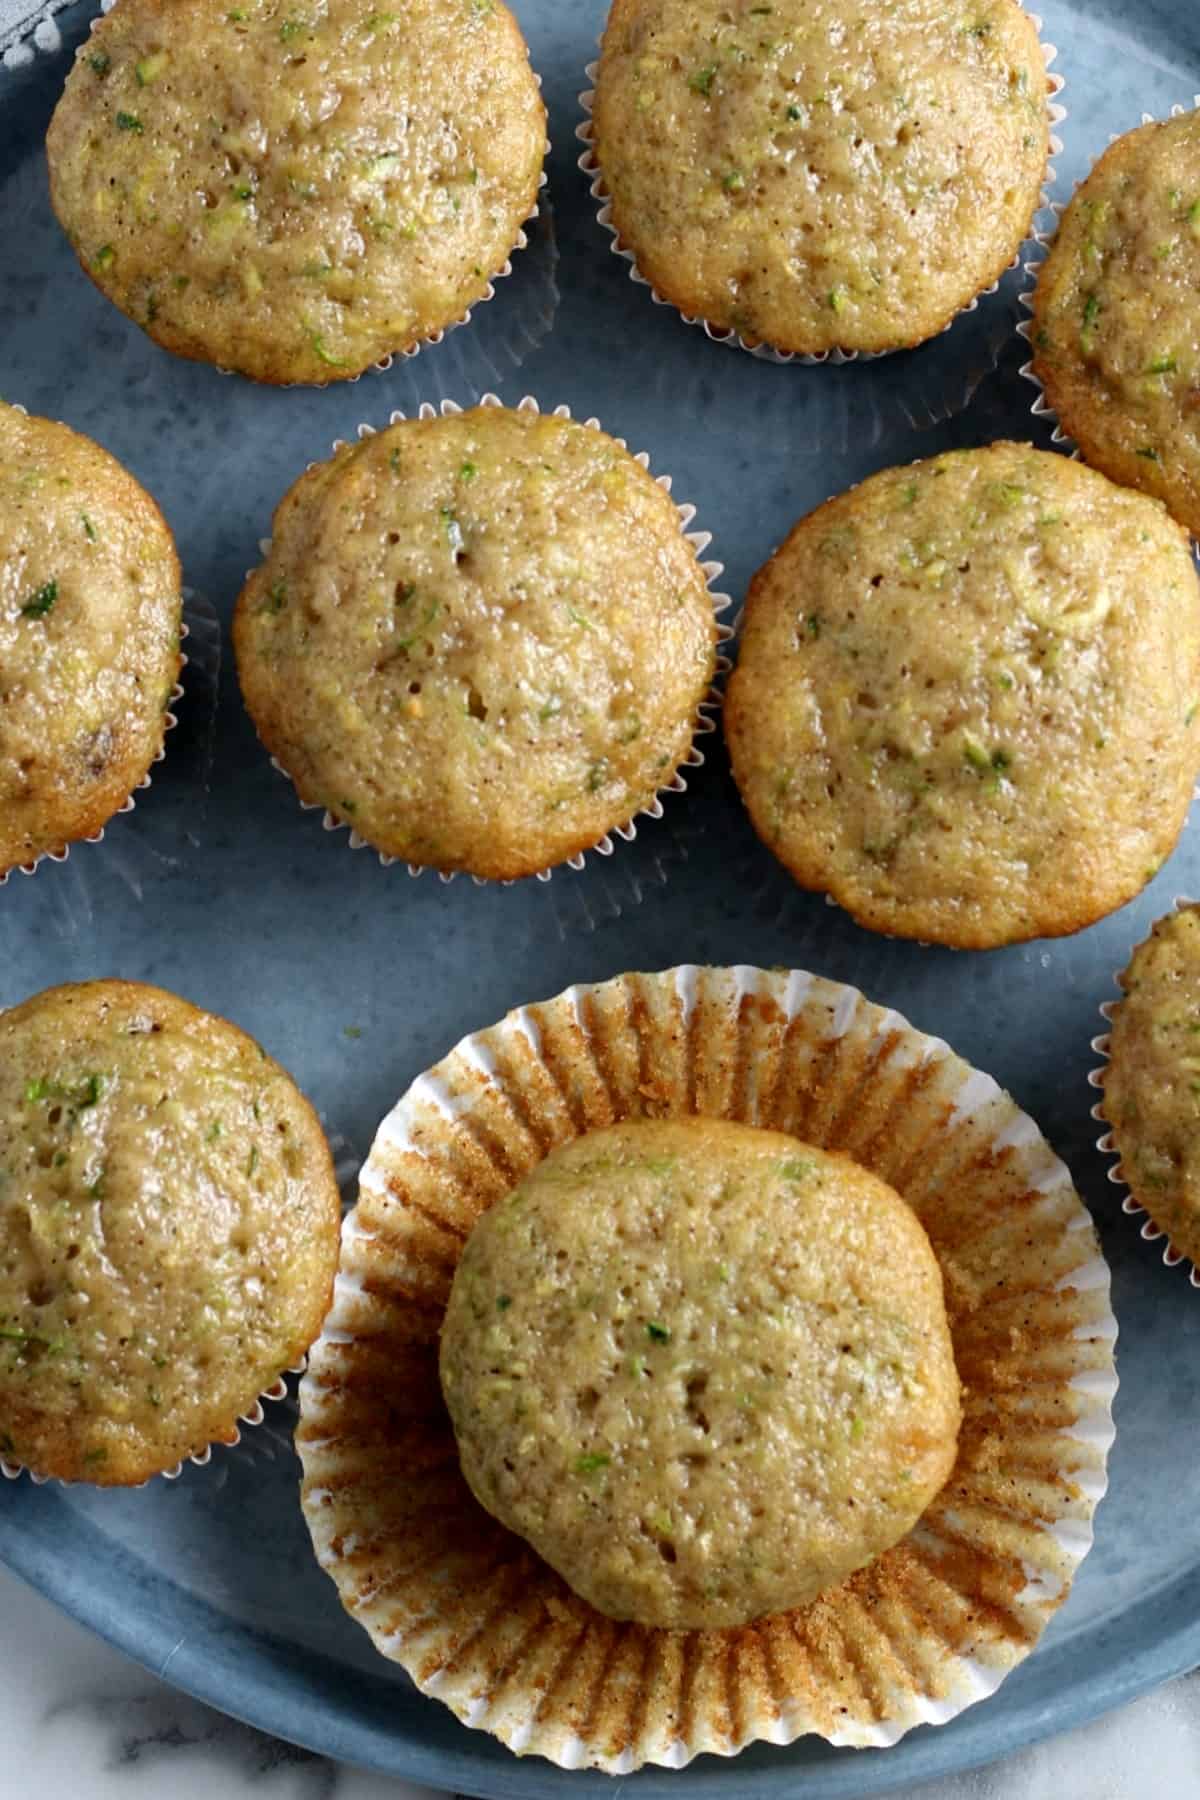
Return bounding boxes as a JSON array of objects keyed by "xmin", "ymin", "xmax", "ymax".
[
  {"xmin": 250, "ymin": 394, "xmax": 732, "ymax": 886},
  {"xmin": 0, "ymin": 1121, "xmax": 359, "ymax": 1489},
  {"xmin": 1018, "ymin": 95, "xmax": 1200, "ymax": 461},
  {"xmin": 12, "ymin": 2, "xmax": 550, "ymax": 385},
  {"xmin": 298, "ymin": 965, "xmax": 1116, "ymax": 1774},
  {"xmin": 1089, "ymin": 895, "xmax": 1200, "ymax": 1289},
  {"xmin": 577, "ymin": 21, "xmax": 1066, "ymax": 366}
]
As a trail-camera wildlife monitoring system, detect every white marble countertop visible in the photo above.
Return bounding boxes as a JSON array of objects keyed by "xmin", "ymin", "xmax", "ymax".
[{"xmin": 3, "ymin": 1562, "xmax": 1196, "ymax": 1800}]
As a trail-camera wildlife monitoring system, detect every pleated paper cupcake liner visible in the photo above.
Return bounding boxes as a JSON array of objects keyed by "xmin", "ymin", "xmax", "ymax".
[
  {"xmin": 1088, "ymin": 895, "xmax": 1200, "ymax": 1290},
  {"xmin": 298, "ymin": 963, "xmax": 1117, "ymax": 1775},
  {"xmin": 249, "ymin": 393, "xmax": 732, "ymax": 886},
  {"xmin": 0, "ymin": 584, "xmax": 208, "ymax": 891},
  {"xmin": 1017, "ymin": 94, "xmax": 1200, "ymax": 458},
  {"xmin": 0, "ymin": 1121, "xmax": 360, "ymax": 1489},
  {"xmin": 14, "ymin": 2, "xmax": 549, "ymax": 386},
  {"xmin": 577, "ymin": 21, "xmax": 1065, "ymax": 366}
]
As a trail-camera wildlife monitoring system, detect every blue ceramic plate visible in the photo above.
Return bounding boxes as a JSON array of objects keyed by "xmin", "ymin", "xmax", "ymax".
[{"xmin": 2, "ymin": 2, "xmax": 1199, "ymax": 1793}]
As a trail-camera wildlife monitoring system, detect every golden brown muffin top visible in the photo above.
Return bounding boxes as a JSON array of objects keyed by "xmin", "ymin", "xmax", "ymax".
[
  {"xmin": 235, "ymin": 407, "xmax": 718, "ymax": 880},
  {"xmin": 1103, "ymin": 906, "xmax": 1200, "ymax": 1270},
  {"xmin": 0, "ymin": 402, "xmax": 181, "ymax": 877},
  {"xmin": 440, "ymin": 1117, "xmax": 960, "ymax": 1630},
  {"xmin": 1032, "ymin": 108, "xmax": 1200, "ymax": 536},
  {"xmin": 593, "ymin": 0, "xmax": 1048, "ymax": 354},
  {"xmin": 0, "ymin": 980, "xmax": 341, "ymax": 1485},
  {"xmin": 726, "ymin": 442, "xmax": 1200, "ymax": 949},
  {"xmin": 46, "ymin": 0, "xmax": 546, "ymax": 384}
]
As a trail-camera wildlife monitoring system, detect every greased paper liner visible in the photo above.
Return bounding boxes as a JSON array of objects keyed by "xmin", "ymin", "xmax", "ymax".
[
  {"xmin": 0, "ymin": 1122, "xmax": 359, "ymax": 1490},
  {"xmin": 1089, "ymin": 896, "xmax": 1200, "ymax": 1290},
  {"xmin": 577, "ymin": 20, "xmax": 1066, "ymax": 366},
  {"xmin": 251, "ymin": 394, "xmax": 733, "ymax": 885},
  {"xmin": 10, "ymin": 3, "xmax": 550, "ymax": 386},
  {"xmin": 0, "ymin": 486, "xmax": 205, "ymax": 890},
  {"xmin": 298, "ymin": 964, "xmax": 1117, "ymax": 1774},
  {"xmin": 1018, "ymin": 95, "xmax": 1200, "ymax": 451}
]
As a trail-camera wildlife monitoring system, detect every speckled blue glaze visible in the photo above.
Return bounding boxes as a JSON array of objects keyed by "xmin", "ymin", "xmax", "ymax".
[{"xmin": 1, "ymin": 3, "xmax": 1199, "ymax": 1794}]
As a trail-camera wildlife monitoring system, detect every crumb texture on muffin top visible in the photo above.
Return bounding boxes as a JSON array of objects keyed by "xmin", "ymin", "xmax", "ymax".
[
  {"xmin": 593, "ymin": 0, "xmax": 1048, "ymax": 354},
  {"xmin": 439, "ymin": 1117, "xmax": 960, "ymax": 1630},
  {"xmin": 0, "ymin": 402, "xmax": 181, "ymax": 877},
  {"xmin": 46, "ymin": 0, "xmax": 546, "ymax": 385},
  {"xmin": 1032, "ymin": 108, "xmax": 1200, "ymax": 535},
  {"xmin": 235, "ymin": 406, "xmax": 718, "ymax": 879},
  {"xmin": 1103, "ymin": 906, "xmax": 1200, "ymax": 1269},
  {"xmin": 726, "ymin": 442, "xmax": 1200, "ymax": 949},
  {"xmin": 0, "ymin": 980, "xmax": 341, "ymax": 1485}
]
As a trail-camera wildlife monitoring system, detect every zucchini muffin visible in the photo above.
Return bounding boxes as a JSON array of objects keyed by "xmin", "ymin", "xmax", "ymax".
[
  {"xmin": 46, "ymin": 0, "xmax": 546, "ymax": 386},
  {"xmin": 1031, "ymin": 109, "xmax": 1200, "ymax": 536},
  {"xmin": 440, "ymin": 1118, "xmax": 961, "ymax": 1631},
  {"xmin": 235, "ymin": 405, "xmax": 719, "ymax": 880},
  {"xmin": 725, "ymin": 442, "xmax": 1200, "ymax": 949},
  {"xmin": 1100, "ymin": 905, "xmax": 1200, "ymax": 1272},
  {"xmin": 0, "ymin": 980, "xmax": 341, "ymax": 1486},
  {"xmin": 0, "ymin": 402, "xmax": 182, "ymax": 880},
  {"xmin": 591, "ymin": 0, "xmax": 1050, "ymax": 356}
]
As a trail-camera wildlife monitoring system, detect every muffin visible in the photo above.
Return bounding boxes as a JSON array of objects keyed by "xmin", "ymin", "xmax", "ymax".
[
  {"xmin": 1030, "ymin": 109, "xmax": 1200, "ymax": 536},
  {"xmin": 725, "ymin": 442, "xmax": 1200, "ymax": 950},
  {"xmin": 440, "ymin": 1118, "xmax": 961, "ymax": 1631},
  {"xmin": 0, "ymin": 980, "xmax": 341, "ymax": 1486},
  {"xmin": 298, "ymin": 965, "xmax": 1116, "ymax": 1770},
  {"xmin": 46, "ymin": 0, "xmax": 546, "ymax": 386},
  {"xmin": 1099, "ymin": 905, "xmax": 1200, "ymax": 1273},
  {"xmin": 590, "ymin": 0, "xmax": 1050, "ymax": 357},
  {"xmin": 0, "ymin": 401, "xmax": 182, "ymax": 880},
  {"xmin": 234, "ymin": 404, "xmax": 719, "ymax": 880}
]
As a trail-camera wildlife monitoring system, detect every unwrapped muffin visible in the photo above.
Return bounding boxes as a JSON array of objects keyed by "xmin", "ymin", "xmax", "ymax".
[
  {"xmin": 441, "ymin": 1118, "xmax": 961, "ymax": 1631},
  {"xmin": 726, "ymin": 441, "xmax": 1200, "ymax": 949},
  {"xmin": 1030, "ymin": 108, "xmax": 1200, "ymax": 536},
  {"xmin": 0, "ymin": 401, "xmax": 182, "ymax": 880},
  {"xmin": 590, "ymin": 0, "xmax": 1050, "ymax": 356},
  {"xmin": 0, "ymin": 980, "xmax": 341, "ymax": 1485},
  {"xmin": 1099, "ymin": 905, "xmax": 1200, "ymax": 1273},
  {"xmin": 46, "ymin": 0, "xmax": 547, "ymax": 385},
  {"xmin": 235, "ymin": 403, "xmax": 719, "ymax": 880}
]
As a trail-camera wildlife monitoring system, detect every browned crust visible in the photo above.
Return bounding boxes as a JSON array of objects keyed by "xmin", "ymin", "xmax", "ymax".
[
  {"xmin": 45, "ymin": 0, "xmax": 546, "ymax": 387},
  {"xmin": 594, "ymin": 0, "xmax": 1049, "ymax": 357},
  {"xmin": 723, "ymin": 444, "xmax": 1198, "ymax": 950},
  {"xmin": 1030, "ymin": 124, "xmax": 1200, "ymax": 537},
  {"xmin": 0, "ymin": 416, "xmax": 183, "ymax": 878},
  {"xmin": 0, "ymin": 980, "xmax": 341, "ymax": 1486}
]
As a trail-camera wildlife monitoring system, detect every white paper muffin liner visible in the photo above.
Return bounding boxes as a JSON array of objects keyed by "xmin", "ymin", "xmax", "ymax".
[
  {"xmin": 9, "ymin": 2, "xmax": 549, "ymax": 385},
  {"xmin": 577, "ymin": 19, "xmax": 1066, "ymax": 366},
  {"xmin": 1088, "ymin": 895, "xmax": 1200, "ymax": 1290},
  {"xmin": 1017, "ymin": 95, "xmax": 1200, "ymax": 459},
  {"xmin": 299, "ymin": 964, "xmax": 1117, "ymax": 1774},
  {"xmin": 0, "ymin": 1119, "xmax": 360, "ymax": 1489},
  {"xmin": 248, "ymin": 393, "xmax": 733, "ymax": 886}
]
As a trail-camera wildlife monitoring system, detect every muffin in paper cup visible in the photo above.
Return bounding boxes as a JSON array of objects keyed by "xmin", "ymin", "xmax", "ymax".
[
  {"xmin": 0, "ymin": 981, "xmax": 345, "ymax": 1489},
  {"xmin": 1089, "ymin": 897, "xmax": 1200, "ymax": 1290},
  {"xmin": 1018, "ymin": 96, "xmax": 1200, "ymax": 495},
  {"xmin": 239, "ymin": 394, "xmax": 731, "ymax": 887},
  {"xmin": 577, "ymin": 8, "xmax": 1066, "ymax": 367},
  {"xmin": 0, "ymin": 400, "xmax": 195, "ymax": 890},
  {"xmin": 298, "ymin": 964, "xmax": 1117, "ymax": 1773}
]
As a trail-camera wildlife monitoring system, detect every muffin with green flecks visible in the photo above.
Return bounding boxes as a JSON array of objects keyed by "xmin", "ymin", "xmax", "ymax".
[
  {"xmin": 590, "ymin": 0, "xmax": 1051, "ymax": 356},
  {"xmin": 0, "ymin": 400, "xmax": 182, "ymax": 880},
  {"xmin": 1031, "ymin": 107, "xmax": 1200, "ymax": 536},
  {"xmin": 1099, "ymin": 904, "xmax": 1200, "ymax": 1276},
  {"xmin": 234, "ymin": 404, "xmax": 720, "ymax": 880},
  {"xmin": 0, "ymin": 980, "xmax": 341, "ymax": 1486},
  {"xmin": 725, "ymin": 441, "xmax": 1200, "ymax": 949},
  {"xmin": 46, "ymin": 0, "xmax": 547, "ymax": 385}
]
